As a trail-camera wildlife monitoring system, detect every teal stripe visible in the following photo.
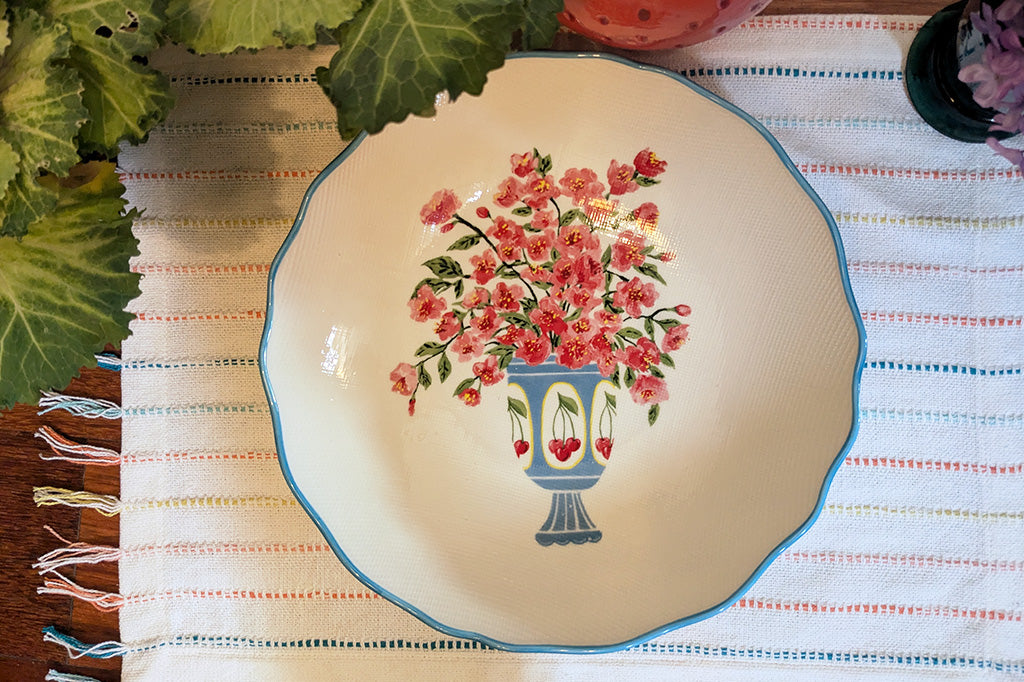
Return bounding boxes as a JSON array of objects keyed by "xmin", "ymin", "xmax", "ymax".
[
  {"xmin": 123, "ymin": 404, "xmax": 268, "ymax": 416},
  {"xmin": 860, "ymin": 409, "xmax": 1024, "ymax": 426},
  {"xmin": 681, "ymin": 66, "xmax": 901, "ymax": 80},
  {"xmin": 121, "ymin": 358, "xmax": 259, "ymax": 370}
]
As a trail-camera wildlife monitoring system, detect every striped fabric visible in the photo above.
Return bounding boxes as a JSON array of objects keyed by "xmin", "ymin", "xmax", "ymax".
[{"xmin": 116, "ymin": 16, "xmax": 1024, "ymax": 679}]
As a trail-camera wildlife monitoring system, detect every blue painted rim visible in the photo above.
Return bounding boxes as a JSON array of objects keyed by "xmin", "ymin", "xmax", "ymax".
[{"xmin": 258, "ymin": 51, "xmax": 868, "ymax": 655}]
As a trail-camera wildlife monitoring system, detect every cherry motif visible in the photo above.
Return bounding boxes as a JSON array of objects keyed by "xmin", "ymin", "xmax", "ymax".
[
  {"xmin": 513, "ymin": 439, "xmax": 530, "ymax": 457},
  {"xmin": 595, "ymin": 437, "xmax": 614, "ymax": 460}
]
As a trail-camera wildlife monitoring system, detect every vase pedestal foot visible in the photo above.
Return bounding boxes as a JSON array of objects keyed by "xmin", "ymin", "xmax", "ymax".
[{"xmin": 535, "ymin": 491, "xmax": 602, "ymax": 546}]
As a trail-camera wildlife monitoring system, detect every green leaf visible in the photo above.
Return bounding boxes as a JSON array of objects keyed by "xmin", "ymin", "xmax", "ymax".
[
  {"xmin": 0, "ymin": 138, "xmax": 17, "ymax": 200},
  {"xmin": 453, "ymin": 376, "xmax": 475, "ymax": 396},
  {"xmin": 453, "ymin": 277, "xmax": 463, "ymax": 299},
  {"xmin": 164, "ymin": 0, "xmax": 361, "ymax": 52},
  {"xmin": 648, "ymin": 404, "xmax": 660, "ymax": 425},
  {"xmin": 624, "ymin": 367, "xmax": 636, "ymax": 388},
  {"xmin": 660, "ymin": 353, "xmax": 675, "ymax": 368},
  {"xmin": 0, "ymin": 7, "xmax": 85, "ymax": 238},
  {"xmin": 635, "ymin": 176, "xmax": 659, "ymax": 187},
  {"xmin": 500, "ymin": 311, "xmax": 531, "ymax": 327},
  {"xmin": 656, "ymin": 317, "xmax": 681, "ymax": 331},
  {"xmin": 507, "ymin": 396, "xmax": 527, "ymax": 418},
  {"xmin": 417, "ymin": 362, "xmax": 432, "ymax": 389},
  {"xmin": 649, "ymin": 365, "xmax": 664, "ymax": 379},
  {"xmin": 616, "ymin": 327, "xmax": 643, "ymax": 341},
  {"xmin": 537, "ymin": 152, "xmax": 552, "ymax": 176},
  {"xmin": 559, "ymin": 207, "xmax": 584, "ymax": 227},
  {"xmin": 317, "ymin": 0, "xmax": 525, "ymax": 139},
  {"xmin": 557, "ymin": 392, "xmax": 578, "ymax": 415},
  {"xmin": 600, "ymin": 245, "xmax": 611, "ymax": 267},
  {"xmin": 437, "ymin": 352, "xmax": 451, "ymax": 383},
  {"xmin": 519, "ymin": 0, "xmax": 563, "ymax": 49},
  {"xmin": 0, "ymin": 162, "xmax": 140, "ymax": 408},
  {"xmin": 447, "ymin": 234, "xmax": 481, "ymax": 251},
  {"xmin": 511, "ymin": 205, "xmax": 532, "ymax": 217},
  {"xmin": 635, "ymin": 262, "xmax": 667, "ymax": 285},
  {"xmin": 39, "ymin": 0, "xmax": 174, "ymax": 157},
  {"xmin": 643, "ymin": 317, "xmax": 654, "ymax": 337},
  {"xmin": 422, "ymin": 255, "xmax": 463, "ymax": 278},
  {"xmin": 604, "ymin": 391, "xmax": 616, "ymax": 410},
  {"xmin": 414, "ymin": 341, "xmax": 445, "ymax": 357},
  {"xmin": 610, "ymin": 366, "xmax": 620, "ymax": 388}
]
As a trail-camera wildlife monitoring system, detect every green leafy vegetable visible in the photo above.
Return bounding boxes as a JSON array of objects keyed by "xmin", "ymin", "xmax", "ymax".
[
  {"xmin": 0, "ymin": 162, "xmax": 140, "ymax": 408},
  {"xmin": 317, "ymin": 0, "xmax": 526, "ymax": 138},
  {"xmin": 40, "ymin": 0, "xmax": 174, "ymax": 156},
  {"xmin": 0, "ymin": 6, "xmax": 85, "ymax": 237},
  {"xmin": 164, "ymin": 0, "xmax": 361, "ymax": 52},
  {"xmin": 519, "ymin": 0, "xmax": 562, "ymax": 49}
]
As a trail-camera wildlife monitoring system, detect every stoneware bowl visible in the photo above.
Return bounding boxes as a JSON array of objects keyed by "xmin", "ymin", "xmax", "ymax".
[{"xmin": 259, "ymin": 52, "xmax": 866, "ymax": 652}]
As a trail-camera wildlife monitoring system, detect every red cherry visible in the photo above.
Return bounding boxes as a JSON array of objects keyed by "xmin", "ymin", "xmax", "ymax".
[
  {"xmin": 513, "ymin": 439, "xmax": 529, "ymax": 457},
  {"xmin": 568, "ymin": 437, "xmax": 582, "ymax": 452},
  {"xmin": 595, "ymin": 437, "xmax": 614, "ymax": 460},
  {"xmin": 548, "ymin": 439, "xmax": 563, "ymax": 455},
  {"xmin": 555, "ymin": 445, "xmax": 573, "ymax": 462}
]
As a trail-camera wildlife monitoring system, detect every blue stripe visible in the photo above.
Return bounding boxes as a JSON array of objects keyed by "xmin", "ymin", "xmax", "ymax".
[
  {"xmin": 121, "ymin": 358, "xmax": 259, "ymax": 370},
  {"xmin": 681, "ymin": 66, "xmax": 902, "ymax": 81},
  {"xmin": 866, "ymin": 361, "xmax": 1023, "ymax": 376}
]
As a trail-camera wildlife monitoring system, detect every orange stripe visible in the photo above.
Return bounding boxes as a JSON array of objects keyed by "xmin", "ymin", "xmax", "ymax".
[
  {"xmin": 845, "ymin": 457, "xmax": 1024, "ymax": 474},
  {"xmin": 734, "ymin": 599, "xmax": 1022, "ymax": 620},
  {"xmin": 862, "ymin": 311, "xmax": 1023, "ymax": 327},
  {"xmin": 782, "ymin": 551, "xmax": 1021, "ymax": 571},
  {"xmin": 133, "ymin": 311, "xmax": 264, "ymax": 322},
  {"xmin": 798, "ymin": 163, "xmax": 1022, "ymax": 181},
  {"xmin": 125, "ymin": 589, "xmax": 381, "ymax": 605},
  {"xmin": 744, "ymin": 16, "xmax": 925, "ymax": 31}
]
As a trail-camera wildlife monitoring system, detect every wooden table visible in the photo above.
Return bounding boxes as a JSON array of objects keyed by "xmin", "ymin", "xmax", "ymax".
[{"xmin": 0, "ymin": 1, "xmax": 949, "ymax": 679}]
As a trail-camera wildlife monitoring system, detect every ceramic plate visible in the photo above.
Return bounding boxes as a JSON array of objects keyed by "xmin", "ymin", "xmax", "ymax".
[{"xmin": 260, "ymin": 53, "xmax": 866, "ymax": 652}]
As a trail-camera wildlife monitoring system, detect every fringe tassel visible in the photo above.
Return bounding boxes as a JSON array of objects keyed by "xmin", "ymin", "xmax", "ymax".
[
  {"xmin": 46, "ymin": 670, "xmax": 103, "ymax": 682},
  {"xmin": 42, "ymin": 627, "xmax": 127, "ymax": 659},
  {"xmin": 37, "ymin": 571, "xmax": 124, "ymax": 611},
  {"xmin": 34, "ymin": 526, "xmax": 121, "ymax": 573},
  {"xmin": 33, "ymin": 487, "xmax": 122, "ymax": 516},
  {"xmin": 38, "ymin": 391, "xmax": 122, "ymax": 419},
  {"xmin": 94, "ymin": 353, "xmax": 122, "ymax": 371},
  {"xmin": 35, "ymin": 426, "xmax": 120, "ymax": 465}
]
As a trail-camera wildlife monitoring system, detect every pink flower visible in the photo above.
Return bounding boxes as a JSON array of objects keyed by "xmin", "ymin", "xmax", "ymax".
[
  {"xmin": 530, "ymin": 297, "xmax": 568, "ymax": 335},
  {"xmin": 569, "ymin": 253, "xmax": 605, "ymax": 292},
  {"xmin": 459, "ymin": 387, "xmax": 482, "ymax": 406},
  {"xmin": 675, "ymin": 304, "xmax": 692, "ymax": 317},
  {"xmin": 613, "ymin": 277, "xmax": 658, "ymax": 318},
  {"xmin": 556, "ymin": 333, "xmax": 593, "ymax": 370},
  {"xmin": 389, "ymin": 363, "xmax": 417, "ymax": 396},
  {"xmin": 659, "ymin": 252, "xmax": 675, "ymax": 263},
  {"xmin": 630, "ymin": 374, "xmax": 669, "ymax": 404},
  {"xmin": 622, "ymin": 337, "xmax": 660, "ymax": 371},
  {"xmin": 514, "ymin": 328, "xmax": 552, "ymax": 365},
  {"xmin": 511, "ymin": 151, "xmax": 538, "ymax": 177},
  {"xmin": 594, "ymin": 345, "xmax": 618, "ymax": 377},
  {"xmin": 493, "ymin": 176, "xmax": 524, "ymax": 208},
  {"xmin": 470, "ymin": 306, "xmax": 501, "ymax": 337},
  {"xmin": 522, "ymin": 263, "xmax": 553, "ymax": 284},
  {"xmin": 525, "ymin": 229, "xmax": 556, "ymax": 262},
  {"xmin": 451, "ymin": 332, "xmax": 484, "ymax": 362},
  {"xmin": 473, "ymin": 355, "xmax": 505, "ymax": 385},
  {"xmin": 662, "ymin": 324, "xmax": 690, "ymax": 352},
  {"xmin": 492, "ymin": 282, "xmax": 524, "ymax": 312},
  {"xmin": 487, "ymin": 216, "xmax": 524, "ymax": 243},
  {"xmin": 556, "ymin": 222, "xmax": 600, "ymax": 257},
  {"xmin": 496, "ymin": 240, "xmax": 520, "ymax": 262},
  {"xmin": 420, "ymin": 189, "xmax": 460, "ymax": 226},
  {"xmin": 408, "ymin": 284, "xmax": 447, "ymax": 322},
  {"xmin": 595, "ymin": 309, "xmax": 622, "ymax": 332},
  {"xmin": 497, "ymin": 325, "xmax": 527, "ymax": 346},
  {"xmin": 470, "ymin": 251, "xmax": 497, "ymax": 284},
  {"xmin": 633, "ymin": 202, "xmax": 660, "ymax": 232},
  {"xmin": 523, "ymin": 172, "xmax": 560, "ymax": 209},
  {"xmin": 434, "ymin": 311, "xmax": 460, "ymax": 341},
  {"xmin": 563, "ymin": 285, "xmax": 600, "ymax": 312},
  {"xmin": 463, "ymin": 287, "xmax": 490, "ymax": 309},
  {"xmin": 531, "ymin": 210, "xmax": 558, "ymax": 231},
  {"xmin": 476, "ymin": 206, "xmax": 490, "ymax": 219},
  {"xmin": 607, "ymin": 160, "xmax": 638, "ymax": 195},
  {"xmin": 408, "ymin": 398, "xmax": 416, "ymax": 416},
  {"xmin": 558, "ymin": 167, "xmax": 605, "ymax": 204},
  {"xmin": 611, "ymin": 230, "xmax": 646, "ymax": 271},
  {"xmin": 633, "ymin": 148, "xmax": 667, "ymax": 177},
  {"xmin": 569, "ymin": 313, "xmax": 595, "ymax": 336}
]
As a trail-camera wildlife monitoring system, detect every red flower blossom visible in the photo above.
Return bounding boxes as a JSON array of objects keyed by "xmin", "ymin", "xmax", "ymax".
[
  {"xmin": 556, "ymin": 332, "xmax": 593, "ymax": 370},
  {"xmin": 611, "ymin": 230, "xmax": 646, "ymax": 271},
  {"xmin": 497, "ymin": 325, "xmax": 527, "ymax": 346},
  {"xmin": 434, "ymin": 311, "xmax": 460, "ymax": 341},
  {"xmin": 523, "ymin": 172, "xmax": 560, "ymax": 209},
  {"xmin": 675, "ymin": 304, "xmax": 692, "ymax": 317},
  {"xmin": 408, "ymin": 284, "xmax": 447, "ymax": 322},
  {"xmin": 470, "ymin": 306, "xmax": 500, "ymax": 337},
  {"xmin": 470, "ymin": 250, "xmax": 497, "ymax": 284},
  {"xmin": 463, "ymin": 287, "xmax": 490, "ymax": 309},
  {"xmin": 529, "ymin": 297, "xmax": 568, "ymax": 335},
  {"xmin": 522, "ymin": 263, "xmax": 553, "ymax": 284},
  {"xmin": 514, "ymin": 328, "xmax": 552, "ymax": 366},
  {"xmin": 408, "ymin": 398, "xmax": 416, "ymax": 416},
  {"xmin": 558, "ymin": 167, "xmax": 605, "ymax": 204},
  {"xmin": 451, "ymin": 332, "xmax": 484, "ymax": 362},
  {"xmin": 613, "ymin": 277, "xmax": 658, "ymax": 318},
  {"xmin": 487, "ymin": 216, "xmax": 524, "ymax": 244},
  {"xmin": 511, "ymin": 151, "xmax": 538, "ymax": 177},
  {"xmin": 420, "ymin": 189, "xmax": 460, "ymax": 226},
  {"xmin": 472, "ymin": 355, "xmax": 505, "ymax": 386},
  {"xmin": 493, "ymin": 176, "xmax": 524, "ymax": 208},
  {"xmin": 476, "ymin": 206, "xmax": 490, "ymax": 219},
  {"xmin": 556, "ymin": 222, "xmax": 600, "ymax": 257},
  {"xmin": 622, "ymin": 337, "xmax": 660, "ymax": 372},
  {"xmin": 607, "ymin": 160, "xmax": 638, "ymax": 195},
  {"xmin": 525, "ymin": 229, "xmax": 556, "ymax": 262},
  {"xmin": 662, "ymin": 324, "xmax": 690, "ymax": 352},
  {"xmin": 492, "ymin": 282, "xmax": 524, "ymax": 312},
  {"xmin": 531, "ymin": 210, "xmax": 558, "ymax": 231},
  {"xmin": 595, "ymin": 309, "xmax": 622, "ymax": 331},
  {"xmin": 389, "ymin": 363, "xmax": 417, "ymax": 396},
  {"xmin": 633, "ymin": 202, "xmax": 660, "ymax": 232},
  {"xmin": 630, "ymin": 374, "xmax": 669, "ymax": 404},
  {"xmin": 570, "ymin": 253, "xmax": 605, "ymax": 292},
  {"xmin": 633, "ymin": 148, "xmax": 667, "ymax": 177},
  {"xmin": 459, "ymin": 387, "xmax": 482, "ymax": 406}
]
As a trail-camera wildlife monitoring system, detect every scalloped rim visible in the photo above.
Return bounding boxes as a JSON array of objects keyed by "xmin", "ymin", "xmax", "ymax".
[{"xmin": 258, "ymin": 51, "xmax": 868, "ymax": 654}]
